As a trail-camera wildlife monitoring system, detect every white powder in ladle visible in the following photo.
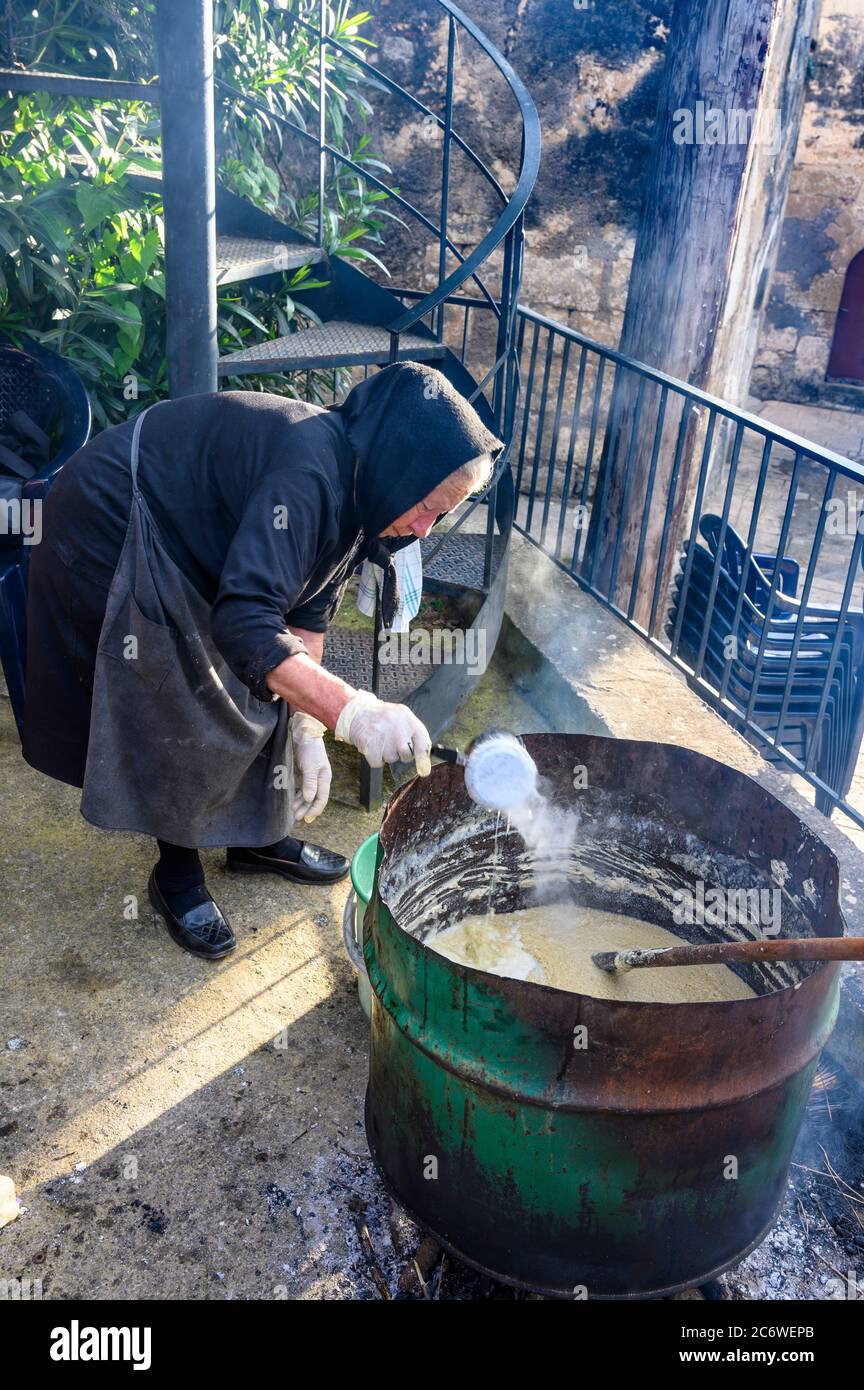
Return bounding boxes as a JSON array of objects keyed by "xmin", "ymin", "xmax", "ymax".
[{"xmin": 463, "ymin": 733, "xmax": 539, "ymax": 813}]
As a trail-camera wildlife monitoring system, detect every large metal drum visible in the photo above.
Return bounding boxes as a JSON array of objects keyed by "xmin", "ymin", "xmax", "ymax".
[{"xmin": 363, "ymin": 734, "xmax": 844, "ymax": 1298}]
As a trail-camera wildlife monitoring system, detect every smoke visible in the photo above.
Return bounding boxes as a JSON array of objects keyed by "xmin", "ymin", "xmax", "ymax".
[{"xmin": 507, "ymin": 779, "xmax": 580, "ymax": 906}]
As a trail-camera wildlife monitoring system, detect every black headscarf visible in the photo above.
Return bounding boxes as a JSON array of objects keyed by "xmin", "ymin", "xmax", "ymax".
[{"xmin": 333, "ymin": 362, "xmax": 503, "ymax": 627}]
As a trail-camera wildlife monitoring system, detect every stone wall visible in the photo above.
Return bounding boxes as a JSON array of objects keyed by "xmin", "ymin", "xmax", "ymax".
[
  {"xmin": 365, "ymin": 0, "xmax": 671, "ymax": 344},
  {"xmin": 751, "ymin": 0, "xmax": 864, "ymax": 404},
  {"xmin": 364, "ymin": 0, "xmax": 864, "ymax": 407}
]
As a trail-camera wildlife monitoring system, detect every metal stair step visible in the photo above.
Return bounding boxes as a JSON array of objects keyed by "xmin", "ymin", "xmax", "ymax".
[
  {"xmin": 218, "ymin": 319, "xmax": 447, "ymax": 376},
  {"xmin": 420, "ymin": 531, "xmax": 506, "ymax": 592},
  {"xmin": 323, "ymin": 627, "xmax": 431, "ymax": 702},
  {"xmin": 75, "ymin": 167, "xmax": 322, "ymax": 287},
  {"xmin": 216, "ymin": 235, "xmax": 323, "ymax": 285}
]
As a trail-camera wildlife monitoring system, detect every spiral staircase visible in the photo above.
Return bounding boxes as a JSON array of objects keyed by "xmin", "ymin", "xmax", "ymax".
[{"xmin": 2, "ymin": 0, "xmax": 541, "ymax": 806}]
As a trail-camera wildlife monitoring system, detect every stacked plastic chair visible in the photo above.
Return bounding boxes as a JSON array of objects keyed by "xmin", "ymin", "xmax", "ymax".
[
  {"xmin": 668, "ymin": 515, "xmax": 864, "ymax": 816},
  {"xmin": 0, "ymin": 340, "xmax": 91, "ymax": 735}
]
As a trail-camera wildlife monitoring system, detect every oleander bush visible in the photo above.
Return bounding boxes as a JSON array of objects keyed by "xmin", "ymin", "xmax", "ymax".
[{"xmin": 0, "ymin": 1, "xmax": 396, "ymax": 427}]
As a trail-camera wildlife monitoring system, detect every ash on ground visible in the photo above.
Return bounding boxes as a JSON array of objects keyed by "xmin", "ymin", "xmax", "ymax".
[
  {"xmin": 294, "ymin": 1058, "xmax": 864, "ymax": 1302},
  {"xmin": 718, "ymin": 1057, "xmax": 864, "ymax": 1302}
]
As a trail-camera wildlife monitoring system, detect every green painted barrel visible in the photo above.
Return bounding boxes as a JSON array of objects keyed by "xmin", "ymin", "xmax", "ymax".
[{"xmin": 363, "ymin": 734, "xmax": 844, "ymax": 1298}]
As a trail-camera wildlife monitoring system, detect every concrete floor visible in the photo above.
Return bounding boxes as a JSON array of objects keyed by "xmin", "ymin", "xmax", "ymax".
[
  {"xmin": 2, "ymin": 552, "xmax": 862, "ymax": 1301},
  {"xmin": 756, "ymin": 399, "xmax": 864, "ymax": 467},
  {"xmin": 0, "ymin": 653, "xmax": 553, "ymax": 1300}
]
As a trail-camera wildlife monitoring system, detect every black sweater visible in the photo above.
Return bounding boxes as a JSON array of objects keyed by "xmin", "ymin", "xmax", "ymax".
[
  {"xmin": 44, "ymin": 367, "xmax": 502, "ymax": 703},
  {"xmin": 44, "ymin": 392, "xmax": 362, "ymax": 700}
]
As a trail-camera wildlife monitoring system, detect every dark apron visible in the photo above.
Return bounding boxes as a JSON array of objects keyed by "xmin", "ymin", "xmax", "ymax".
[{"xmin": 80, "ymin": 406, "xmax": 293, "ymax": 848}]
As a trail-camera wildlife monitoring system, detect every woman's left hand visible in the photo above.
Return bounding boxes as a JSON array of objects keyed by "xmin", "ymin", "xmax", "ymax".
[{"xmin": 290, "ymin": 713, "xmax": 333, "ymax": 822}]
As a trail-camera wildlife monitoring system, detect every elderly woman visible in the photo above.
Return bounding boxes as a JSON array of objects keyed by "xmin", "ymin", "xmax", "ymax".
[{"xmin": 24, "ymin": 362, "xmax": 500, "ymax": 960}]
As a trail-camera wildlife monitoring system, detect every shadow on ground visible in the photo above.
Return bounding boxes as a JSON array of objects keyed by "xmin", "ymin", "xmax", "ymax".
[{"xmin": 0, "ymin": 654, "xmax": 556, "ymax": 1299}]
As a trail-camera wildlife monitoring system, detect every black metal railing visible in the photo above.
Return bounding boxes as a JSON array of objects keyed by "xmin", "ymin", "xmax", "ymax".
[
  {"xmin": 219, "ymin": 0, "xmax": 539, "ymax": 591},
  {"xmin": 507, "ymin": 305, "xmax": 864, "ymax": 830}
]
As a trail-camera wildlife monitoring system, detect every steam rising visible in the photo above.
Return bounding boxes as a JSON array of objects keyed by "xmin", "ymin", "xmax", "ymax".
[{"xmin": 506, "ymin": 779, "xmax": 581, "ymax": 905}]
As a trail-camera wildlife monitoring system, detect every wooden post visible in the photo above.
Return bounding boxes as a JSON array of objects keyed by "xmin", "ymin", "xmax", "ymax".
[{"xmin": 582, "ymin": 0, "xmax": 821, "ymax": 629}]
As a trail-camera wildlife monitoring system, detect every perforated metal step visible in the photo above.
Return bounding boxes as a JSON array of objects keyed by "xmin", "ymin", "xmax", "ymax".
[
  {"xmin": 322, "ymin": 535, "xmax": 503, "ymax": 698},
  {"xmin": 420, "ymin": 531, "xmax": 506, "ymax": 590},
  {"xmin": 216, "ymin": 235, "xmax": 324, "ymax": 285},
  {"xmin": 218, "ymin": 319, "xmax": 447, "ymax": 376},
  {"xmin": 323, "ymin": 627, "xmax": 432, "ymax": 701}
]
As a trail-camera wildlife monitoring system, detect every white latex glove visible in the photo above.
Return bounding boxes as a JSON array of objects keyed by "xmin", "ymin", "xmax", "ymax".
[
  {"xmin": 335, "ymin": 691, "xmax": 432, "ymax": 776},
  {"xmin": 0, "ymin": 1174, "xmax": 19, "ymax": 1228},
  {"xmin": 290, "ymin": 712, "xmax": 332, "ymax": 822}
]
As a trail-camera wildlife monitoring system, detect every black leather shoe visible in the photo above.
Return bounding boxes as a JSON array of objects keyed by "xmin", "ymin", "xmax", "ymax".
[
  {"xmin": 147, "ymin": 870, "xmax": 236, "ymax": 960},
  {"xmin": 225, "ymin": 841, "xmax": 349, "ymax": 885}
]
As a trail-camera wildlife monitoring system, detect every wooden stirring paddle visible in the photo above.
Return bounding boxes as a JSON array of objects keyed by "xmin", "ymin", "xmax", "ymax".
[{"xmin": 592, "ymin": 936, "xmax": 864, "ymax": 974}]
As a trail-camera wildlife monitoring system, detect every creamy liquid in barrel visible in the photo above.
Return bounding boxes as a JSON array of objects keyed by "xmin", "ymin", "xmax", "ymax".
[{"xmin": 428, "ymin": 903, "xmax": 756, "ymax": 1004}]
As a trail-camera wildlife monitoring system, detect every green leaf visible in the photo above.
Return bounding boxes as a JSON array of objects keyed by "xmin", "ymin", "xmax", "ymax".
[
  {"xmin": 64, "ymin": 330, "xmax": 117, "ymax": 370},
  {"xmin": 0, "ymin": 224, "xmax": 19, "ymax": 255},
  {"xmin": 75, "ymin": 183, "xmax": 120, "ymax": 234},
  {"xmin": 125, "ymin": 155, "xmax": 162, "ymax": 174},
  {"xmin": 338, "ymin": 245, "xmax": 390, "ymax": 275},
  {"xmin": 108, "ymin": 297, "xmax": 142, "ymax": 325},
  {"xmin": 119, "ymin": 250, "xmax": 147, "ymax": 284},
  {"xmin": 138, "ymin": 227, "xmax": 161, "ymax": 274},
  {"xmin": 220, "ymin": 300, "xmax": 270, "ymax": 334},
  {"xmin": 29, "ymin": 256, "xmax": 76, "ymax": 300}
]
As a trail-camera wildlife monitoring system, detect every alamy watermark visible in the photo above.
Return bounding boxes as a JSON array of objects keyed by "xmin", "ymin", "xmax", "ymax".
[
  {"xmin": 49, "ymin": 1321, "xmax": 151, "ymax": 1370},
  {"xmin": 825, "ymin": 1269, "xmax": 864, "ymax": 1300},
  {"xmin": 378, "ymin": 626, "xmax": 487, "ymax": 676},
  {"xmin": 824, "ymin": 490, "xmax": 864, "ymax": 536},
  {"xmin": 673, "ymin": 881, "xmax": 781, "ymax": 933},
  {"xmin": 672, "ymin": 101, "xmax": 782, "ymax": 155},
  {"xmin": 0, "ymin": 497, "xmax": 41, "ymax": 545},
  {"xmin": 0, "ymin": 1277, "xmax": 43, "ymax": 1300}
]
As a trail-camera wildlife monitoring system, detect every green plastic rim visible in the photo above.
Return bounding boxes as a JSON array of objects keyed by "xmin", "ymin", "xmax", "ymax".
[{"xmin": 350, "ymin": 832, "xmax": 380, "ymax": 907}]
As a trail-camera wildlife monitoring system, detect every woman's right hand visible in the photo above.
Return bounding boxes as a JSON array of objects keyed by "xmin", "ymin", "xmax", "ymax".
[{"xmin": 335, "ymin": 691, "xmax": 432, "ymax": 775}]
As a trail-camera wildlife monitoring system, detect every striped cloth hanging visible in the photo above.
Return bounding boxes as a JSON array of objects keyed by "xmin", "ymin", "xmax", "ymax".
[{"xmin": 356, "ymin": 540, "xmax": 423, "ymax": 633}]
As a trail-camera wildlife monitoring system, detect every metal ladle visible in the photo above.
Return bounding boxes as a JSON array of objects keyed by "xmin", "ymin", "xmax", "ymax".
[{"xmin": 432, "ymin": 729, "xmax": 539, "ymax": 813}]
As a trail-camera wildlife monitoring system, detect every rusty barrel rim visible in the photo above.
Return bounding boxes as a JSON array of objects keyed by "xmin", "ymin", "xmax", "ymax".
[{"xmin": 368, "ymin": 734, "xmax": 845, "ymax": 1111}]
